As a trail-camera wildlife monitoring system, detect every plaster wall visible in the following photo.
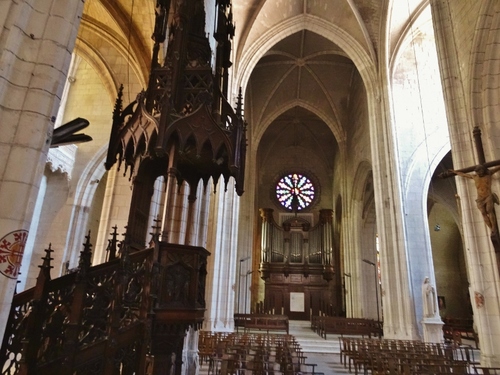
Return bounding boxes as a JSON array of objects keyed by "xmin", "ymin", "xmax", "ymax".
[{"xmin": 429, "ymin": 202, "xmax": 470, "ymax": 319}]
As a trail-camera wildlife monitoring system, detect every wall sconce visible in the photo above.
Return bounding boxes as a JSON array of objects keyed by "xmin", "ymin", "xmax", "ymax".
[{"xmin": 434, "ymin": 224, "xmax": 440, "ymax": 232}]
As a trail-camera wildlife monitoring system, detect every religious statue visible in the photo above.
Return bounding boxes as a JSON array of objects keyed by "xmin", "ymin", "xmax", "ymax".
[
  {"xmin": 449, "ymin": 165, "xmax": 500, "ymax": 235},
  {"xmin": 422, "ymin": 277, "xmax": 436, "ymax": 318},
  {"xmin": 169, "ymin": 352, "xmax": 176, "ymax": 375}
]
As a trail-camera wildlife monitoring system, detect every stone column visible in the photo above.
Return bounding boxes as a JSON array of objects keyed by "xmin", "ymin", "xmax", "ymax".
[
  {"xmin": 182, "ymin": 326, "xmax": 199, "ymax": 375},
  {"xmin": 203, "ymin": 179, "xmax": 239, "ymax": 332},
  {"xmin": 362, "ymin": 13, "xmax": 421, "ymax": 338},
  {"xmin": 430, "ymin": 0, "xmax": 500, "ymax": 365},
  {"xmin": 168, "ymin": 182, "xmax": 188, "ymax": 244},
  {"xmin": 195, "ymin": 182, "xmax": 210, "ymax": 248},
  {"xmin": 180, "ymin": 184, "xmax": 201, "ymax": 375},
  {"xmin": 183, "ymin": 186, "xmax": 197, "ymax": 245},
  {"xmin": 0, "ymin": 0, "xmax": 84, "ymax": 341},
  {"xmin": 18, "ymin": 175, "xmax": 48, "ymax": 291},
  {"xmin": 160, "ymin": 164, "xmax": 178, "ymax": 242}
]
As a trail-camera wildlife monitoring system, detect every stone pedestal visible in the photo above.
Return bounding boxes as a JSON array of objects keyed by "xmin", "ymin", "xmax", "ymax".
[{"xmin": 422, "ymin": 317, "xmax": 444, "ymax": 343}]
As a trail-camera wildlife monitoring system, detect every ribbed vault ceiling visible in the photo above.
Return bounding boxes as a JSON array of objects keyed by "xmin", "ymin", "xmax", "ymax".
[
  {"xmin": 77, "ymin": 0, "xmax": 429, "ymax": 212},
  {"xmin": 248, "ymin": 30, "xmax": 356, "ymax": 140}
]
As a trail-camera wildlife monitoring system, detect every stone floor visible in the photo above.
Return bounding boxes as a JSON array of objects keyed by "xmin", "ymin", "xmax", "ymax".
[{"xmin": 288, "ymin": 320, "xmax": 349, "ymax": 374}]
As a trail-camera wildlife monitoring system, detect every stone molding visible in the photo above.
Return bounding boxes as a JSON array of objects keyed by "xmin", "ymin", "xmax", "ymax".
[{"xmin": 46, "ymin": 145, "xmax": 77, "ymax": 178}]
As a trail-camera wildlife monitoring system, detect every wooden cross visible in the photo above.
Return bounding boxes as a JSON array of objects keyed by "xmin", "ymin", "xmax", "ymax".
[{"xmin": 440, "ymin": 126, "xmax": 500, "ymax": 254}]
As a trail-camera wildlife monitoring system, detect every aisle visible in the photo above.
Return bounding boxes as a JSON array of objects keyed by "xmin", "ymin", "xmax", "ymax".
[
  {"xmin": 288, "ymin": 320, "xmax": 340, "ymax": 354},
  {"xmin": 288, "ymin": 320, "xmax": 349, "ymax": 374},
  {"xmin": 197, "ymin": 320, "xmax": 349, "ymax": 374},
  {"xmin": 197, "ymin": 320, "xmax": 482, "ymax": 374}
]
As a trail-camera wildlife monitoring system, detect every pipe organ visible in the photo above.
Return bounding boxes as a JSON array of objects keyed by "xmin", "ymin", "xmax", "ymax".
[{"xmin": 258, "ymin": 208, "xmax": 342, "ymax": 320}]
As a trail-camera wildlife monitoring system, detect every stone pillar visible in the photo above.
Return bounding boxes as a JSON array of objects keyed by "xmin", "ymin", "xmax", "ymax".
[
  {"xmin": 181, "ymin": 185, "xmax": 201, "ymax": 375},
  {"xmin": 92, "ymin": 165, "xmax": 131, "ymax": 264},
  {"xmin": 363, "ymin": 17, "xmax": 421, "ymax": 337},
  {"xmin": 182, "ymin": 326, "xmax": 199, "ymax": 375},
  {"xmin": 0, "ymin": 0, "xmax": 84, "ymax": 341},
  {"xmin": 183, "ymin": 187, "xmax": 197, "ymax": 245},
  {"xmin": 430, "ymin": 0, "xmax": 500, "ymax": 365},
  {"xmin": 195, "ymin": 182, "xmax": 210, "ymax": 249},
  {"xmin": 165, "ymin": 180, "xmax": 208, "ymax": 375},
  {"xmin": 203, "ymin": 179, "xmax": 239, "ymax": 332},
  {"xmin": 18, "ymin": 175, "xmax": 48, "ymax": 291},
  {"xmin": 160, "ymin": 165, "xmax": 178, "ymax": 241}
]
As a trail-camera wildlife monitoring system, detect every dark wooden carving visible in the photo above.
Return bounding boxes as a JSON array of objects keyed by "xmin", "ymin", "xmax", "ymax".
[
  {"xmin": 150, "ymin": 241, "xmax": 210, "ymax": 375},
  {"xmin": 1, "ymin": 1, "xmax": 238, "ymax": 373},
  {"xmin": 0, "ymin": 235, "xmax": 210, "ymax": 375},
  {"xmin": 105, "ymin": 0, "xmax": 246, "ymax": 249},
  {"xmin": 0, "ymin": 234, "xmax": 154, "ymax": 375}
]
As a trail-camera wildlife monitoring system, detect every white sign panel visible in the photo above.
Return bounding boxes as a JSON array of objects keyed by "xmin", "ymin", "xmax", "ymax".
[{"xmin": 290, "ymin": 292, "xmax": 305, "ymax": 312}]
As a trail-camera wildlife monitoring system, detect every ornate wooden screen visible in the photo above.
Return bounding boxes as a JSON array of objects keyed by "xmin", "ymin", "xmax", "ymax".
[
  {"xmin": 0, "ymin": 235, "xmax": 210, "ymax": 375},
  {"xmin": 0, "ymin": 235, "xmax": 154, "ymax": 375}
]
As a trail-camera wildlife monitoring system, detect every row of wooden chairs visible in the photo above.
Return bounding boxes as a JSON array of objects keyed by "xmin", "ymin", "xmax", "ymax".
[
  {"xmin": 442, "ymin": 318, "xmax": 479, "ymax": 348},
  {"xmin": 311, "ymin": 316, "xmax": 382, "ymax": 339},
  {"xmin": 199, "ymin": 331, "xmax": 324, "ymax": 374},
  {"xmin": 337, "ymin": 337, "xmax": 500, "ymax": 375},
  {"xmin": 199, "ymin": 332, "xmax": 231, "ymax": 365}
]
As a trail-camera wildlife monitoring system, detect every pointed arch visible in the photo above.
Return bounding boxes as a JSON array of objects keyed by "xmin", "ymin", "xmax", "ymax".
[{"xmin": 236, "ymin": 14, "xmax": 377, "ymax": 101}]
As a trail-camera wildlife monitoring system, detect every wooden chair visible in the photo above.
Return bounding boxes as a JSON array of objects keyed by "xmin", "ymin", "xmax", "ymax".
[{"xmin": 474, "ymin": 368, "xmax": 500, "ymax": 375}]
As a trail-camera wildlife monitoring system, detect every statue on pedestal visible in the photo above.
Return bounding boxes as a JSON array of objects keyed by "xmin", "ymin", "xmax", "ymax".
[{"xmin": 422, "ymin": 277, "xmax": 436, "ymax": 318}]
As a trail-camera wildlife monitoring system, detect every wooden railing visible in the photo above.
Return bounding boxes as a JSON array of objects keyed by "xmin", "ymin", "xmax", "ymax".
[
  {"xmin": 234, "ymin": 313, "xmax": 289, "ymax": 334},
  {"xmin": 311, "ymin": 316, "xmax": 382, "ymax": 339},
  {"xmin": 0, "ymin": 235, "xmax": 154, "ymax": 375},
  {"xmin": 0, "ymin": 234, "xmax": 210, "ymax": 375},
  {"xmin": 443, "ymin": 317, "xmax": 479, "ymax": 348}
]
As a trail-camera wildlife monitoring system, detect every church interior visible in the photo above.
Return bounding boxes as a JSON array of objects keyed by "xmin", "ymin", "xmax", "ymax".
[{"xmin": 2, "ymin": 0, "xmax": 500, "ymax": 374}]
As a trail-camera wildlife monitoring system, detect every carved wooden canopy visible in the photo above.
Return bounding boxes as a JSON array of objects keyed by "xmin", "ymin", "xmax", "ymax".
[{"xmin": 105, "ymin": 0, "xmax": 246, "ymax": 196}]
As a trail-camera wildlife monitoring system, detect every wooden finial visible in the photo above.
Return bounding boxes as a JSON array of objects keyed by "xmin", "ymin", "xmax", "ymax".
[
  {"xmin": 107, "ymin": 225, "xmax": 119, "ymax": 261},
  {"xmin": 77, "ymin": 231, "xmax": 93, "ymax": 280}
]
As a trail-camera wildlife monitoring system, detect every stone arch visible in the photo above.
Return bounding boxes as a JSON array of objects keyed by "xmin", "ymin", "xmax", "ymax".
[
  {"xmin": 61, "ymin": 145, "xmax": 109, "ymax": 271},
  {"xmin": 349, "ymin": 161, "xmax": 378, "ymax": 318},
  {"xmin": 73, "ymin": 42, "xmax": 118, "ymax": 101},
  {"xmin": 235, "ymin": 14, "xmax": 377, "ymax": 100},
  {"xmin": 389, "ymin": 4, "xmax": 451, "ymax": 334},
  {"xmin": 388, "ymin": 2, "xmax": 433, "ymax": 75},
  {"xmin": 88, "ymin": 0, "xmax": 151, "ymax": 83},
  {"xmin": 76, "ymin": 16, "xmax": 147, "ymax": 92},
  {"xmin": 253, "ymin": 99, "xmax": 345, "ymax": 153}
]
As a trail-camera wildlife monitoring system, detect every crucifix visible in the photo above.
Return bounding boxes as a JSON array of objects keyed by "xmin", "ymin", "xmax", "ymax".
[{"xmin": 440, "ymin": 127, "xmax": 500, "ymax": 254}]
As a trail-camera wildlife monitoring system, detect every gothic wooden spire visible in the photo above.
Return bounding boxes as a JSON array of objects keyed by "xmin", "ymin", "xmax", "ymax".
[{"xmin": 105, "ymin": 0, "xmax": 246, "ymax": 247}]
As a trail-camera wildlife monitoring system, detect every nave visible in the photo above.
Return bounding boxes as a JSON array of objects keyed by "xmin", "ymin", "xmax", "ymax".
[
  {"xmin": 198, "ymin": 320, "xmax": 349, "ymax": 375},
  {"xmin": 197, "ymin": 320, "xmax": 497, "ymax": 375}
]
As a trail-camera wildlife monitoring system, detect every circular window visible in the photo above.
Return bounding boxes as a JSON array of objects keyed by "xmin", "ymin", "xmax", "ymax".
[{"xmin": 275, "ymin": 173, "xmax": 316, "ymax": 211}]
